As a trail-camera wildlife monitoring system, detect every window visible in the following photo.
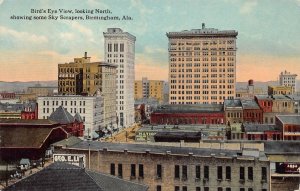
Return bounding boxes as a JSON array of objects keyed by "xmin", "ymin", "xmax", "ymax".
[
  {"xmin": 120, "ymin": 43, "xmax": 124, "ymax": 52},
  {"xmin": 157, "ymin": 164, "xmax": 162, "ymax": 178},
  {"xmin": 118, "ymin": 164, "xmax": 122, "ymax": 178},
  {"xmin": 226, "ymin": 166, "xmax": 231, "ymax": 180},
  {"xmin": 131, "ymin": 164, "xmax": 136, "ymax": 177},
  {"xmin": 196, "ymin": 187, "xmax": 201, "ymax": 191},
  {"xmin": 217, "ymin": 166, "xmax": 222, "ymax": 180},
  {"xmin": 196, "ymin": 165, "xmax": 200, "ymax": 179},
  {"xmin": 156, "ymin": 185, "xmax": 161, "ymax": 191},
  {"xmin": 248, "ymin": 188, "xmax": 253, "ymax": 191},
  {"xmin": 226, "ymin": 188, "xmax": 231, "ymax": 191},
  {"xmin": 248, "ymin": 167, "xmax": 253, "ymax": 180},
  {"xmin": 139, "ymin": 164, "xmax": 144, "ymax": 178},
  {"xmin": 110, "ymin": 163, "xmax": 115, "ymax": 175},
  {"xmin": 240, "ymin": 189, "xmax": 245, "ymax": 191},
  {"xmin": 218, "ymin": 188, "xmax": 223, "ymax": 191},
  {"xmin": 204, "ymin": 166, "xmax": 209, "ymax": 179},
  {"xmin": 182, "ymin": 165, "xmax": 187, "ymax": 180},
  {"xmin": 182, "ymin": 186, "xmax": 187, "ymax": 191},
  {"xmin": 240, "ymin": 167, "xmax": 245, "ymax": 180},
  {"xmin": 175, "ymin": 165, "xmax": 180, "ymax": 179},
  {"xmin": 175, "ymin": 186, "xmax": 180, "ymax": 191},
  {"xmin": 204, "ymin": 187, "xmax": 209, "ymax": 191},
  {"xmin": 262, "ymin": 167, "xmax": 267, "ymax": 181}
]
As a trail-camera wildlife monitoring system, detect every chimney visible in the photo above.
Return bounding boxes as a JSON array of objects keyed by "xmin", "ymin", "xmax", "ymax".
[
  {"xmin": 84, "ymin": 52, "xmax": 87, "ymax": 58},
  {"xmin": 202, "ymin": 23, "xmax": 205, "ymax": 29}
]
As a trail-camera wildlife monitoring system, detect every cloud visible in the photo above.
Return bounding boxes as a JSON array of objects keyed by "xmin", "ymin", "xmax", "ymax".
[
  {"xmin": 144, "ymin": 46, "xmax": 167, "ymax": 54},
  {"xmin": 0, "ymin": 26, "xmax": 48, "ymax": 43},
  {"xmin": 240, "ymin": 0, "xmax": 258, "ymax": 14},
  {"xmin": 59, "ymin": 32, "xmax": 75, "ymax": 40},
  {"xmin": 130, "ymin": 0, "xmax": 153, "ymax": 15},
  {"xmin": 87, "ymin": 0, "xmax": 109, "ymax": 9},
  {"xmin": 0, "ymin": 0, "xmax": 4, "ymax": 5},
  {"xmin": 64, "ymin": 21, "xmax": 95, "ymax": 43}
]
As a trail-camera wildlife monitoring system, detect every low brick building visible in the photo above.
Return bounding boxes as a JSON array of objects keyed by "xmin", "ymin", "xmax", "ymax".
[
  {"xmin": 150, "ymin": 104, "xmax": 224, "ymax": 125},
  {"xmin": 242, "ymin": 124, "xmax": 282, "ymax": 141},
  {"xmin": 53, "ymin": 139, "xmax": 270, "ymax": 191},
  {"xmin": 241, "ymin": 99, "xmax": 263, "ymax": 123},
  {"xmin": 275, "ymin": 115, "xmax": 300, "ymax": 140}
]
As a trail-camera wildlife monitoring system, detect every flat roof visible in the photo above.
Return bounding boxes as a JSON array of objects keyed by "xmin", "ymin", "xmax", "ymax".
[
  {"xmin": 139, "ymin": 124, "xmax": 227, "ymax": 132},
  {"xmin": 153, "ymin": 104, "xmax": 224, "ymax": 113},
  {"xmin": 264, "ymin": 141, "xmax": 300, "ymax": 154},
  {"xmin": 167, "ymin": 28, "xmax": 238, "ymax": 38},
  {"xmin": 224, "ymin": 99, "xmax": 242, "ymax": 108},
  {"xmin": 243, "ymin": 124, "xmax": 279, "ymax": 132},
  {"xmin": 54, "ymin": 139, "xmax": 267, "ymax": 160},
  {"xmin": 241, "ymin": 99, "xmax": 260, "ymax": 109},
  {"xmin": 276, "ymin": 115, "xmax": 300, "ymax": 125}
]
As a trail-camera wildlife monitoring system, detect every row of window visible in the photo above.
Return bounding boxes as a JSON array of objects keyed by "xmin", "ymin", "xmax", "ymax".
[
  {"xmin": 43, "ymin": 100, "xmax": 86, "ymax": 106},
  {"xmin": 107, "ymin": 43, "xmax": 125, "ymax": 52},
  {"xmin": 110, "ymin": 163, "xmax": 267, "ymax": 182},
  {"xmin": 171, "ymin": 187, "xmax": 267, "ymax": 191}
]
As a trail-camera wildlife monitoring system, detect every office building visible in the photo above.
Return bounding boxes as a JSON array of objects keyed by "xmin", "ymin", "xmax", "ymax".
[
  {"xmin": 279, "ymin": 70, "xmax": 297, "ymax": 94},
  {"xmin": 104, "ymin": 28, "xmax": 136, "ymax": 128},
  {"xmin": 167, "ymin": 24, "xmax": 238, "ymax": 104},
  {"xmin": 135, "ymin": 77, "xmax": 165, "ymax": 102},
  {"xmin": 58, "ymin": 53, "xmax": 117, "ymax": 129},
  {"xmin": 37, "ymin": 95, "xmax": 103, "ymax": 135}
]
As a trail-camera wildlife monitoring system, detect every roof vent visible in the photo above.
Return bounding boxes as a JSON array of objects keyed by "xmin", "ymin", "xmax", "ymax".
[{"xmin": 166, "ymin": 151, "xmax": 171, "ymax": 155}]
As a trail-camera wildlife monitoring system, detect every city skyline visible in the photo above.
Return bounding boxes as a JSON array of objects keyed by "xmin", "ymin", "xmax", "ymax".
[{"xmin": 1, "ymin": 0, "xmax": 300, "ymax": 82}]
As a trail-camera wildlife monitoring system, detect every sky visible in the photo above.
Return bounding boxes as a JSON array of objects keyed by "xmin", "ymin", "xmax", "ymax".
[{"xmin": 0, "ymin": 0, "xmax": 300, "ymax": 82}]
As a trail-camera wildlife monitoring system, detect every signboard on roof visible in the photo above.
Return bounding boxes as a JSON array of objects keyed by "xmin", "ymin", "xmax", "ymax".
[{"xmin": 53, "ymin": 154, "xmax": 86, "ymax": 168}]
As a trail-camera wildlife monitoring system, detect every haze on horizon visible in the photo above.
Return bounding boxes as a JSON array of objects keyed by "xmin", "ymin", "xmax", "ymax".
[{"xmin": 0, "ymin": 0, "xmax": 300, "ymax": 82}]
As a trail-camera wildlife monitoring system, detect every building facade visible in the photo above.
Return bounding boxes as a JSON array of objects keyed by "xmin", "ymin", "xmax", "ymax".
[
  {"xmin": 275, "ymin": 115, "xmax": 300, "ymax": 140},
  {"xmin": 58, "ymin": 53, "xmax": 117, "ymax": 128},
  {"xmin": 268, "ymin": 86, "xmax": 293, "ymax": 96},
  {"xmin": 53, "ymin": 140, "xmax": 270, "ymax": 191},
  {"xmin": 167, "ymin": 24, "xmax": 238, "ymax": 104},
  {"xmin": 104, "ymin": 28, "xmax": 136, "ymax": 128},
  {"xmin": 279, "ymin": 70, "xmax": 297, "ymax": 94},
  {"xmin": 27, "ymin": 86, "xmax": 57, "ymax": 96},
  {"xmin": 135, "ymin": 77, "xmax": 165, "ymax": 102},
  {"xmin": 150, "ymin": 104, "xmax": 224, "ymax": 125},
  {"xmin": 37, "ymin": 95, "xmax": 103, "ymax": 135}
]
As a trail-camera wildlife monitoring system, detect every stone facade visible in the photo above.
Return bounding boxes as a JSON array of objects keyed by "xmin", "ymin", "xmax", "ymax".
[{"xmin": 54, "ymin": 141, "xmax": 270, "ymax": 191}]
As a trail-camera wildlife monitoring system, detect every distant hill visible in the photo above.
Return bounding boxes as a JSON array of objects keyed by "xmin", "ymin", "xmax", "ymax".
[
  {"xmin": 0, "ymin": 81, "xmax": 57, "ymax": 93},
  {"xmin": 237, "ymin": 80, "xmax": 300, "ymax": 92},
  {"xmin": 0, "ymin": 80, "xmax": 299, "ymax": 93}
]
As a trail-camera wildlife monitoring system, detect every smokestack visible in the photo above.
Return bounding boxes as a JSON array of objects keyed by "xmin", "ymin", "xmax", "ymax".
[
  {"xmin": 84, "ymin": 52, "xmax": 87, "ymax": 58},
  {"xmin": 202, "ymin": 23, "xmax": 205, "ymax": 29}
]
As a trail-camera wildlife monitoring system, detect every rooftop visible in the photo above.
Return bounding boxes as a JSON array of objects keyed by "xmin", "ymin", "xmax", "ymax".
[
  {"xmin": 0, "ymin": 119, "xmax": 58, "ymax": 126},
  {"xmin": 153, "ymin": 104, "xmax": 224, "ymax": 113},
  {"xmin": 166, "ymin": 26, "xmax": 238, "ymax": 38},
  {"xmin": 276, "ymin": 115, "xmax": 300, "ymax": 125},
  {"xmin": 0, "ymin": 126, "xmax": 65, "ymax": 148},
  {"xmin": 49, "ymin": 106, "xmax": 75, "ymax": 124},
  {"xmin": 224, "ymin": 99, "xmax": 242, "ymax": 108},
  {"xmin": 240, "ymin": 99, "xmax": 260, "ymax": 109},
  {"xmin": 243, "ymin": 124, "xmax": 279, "ymax": 132},
  {"xmin": 4, "ymin": 162, "xmax": 148, "ymax": 191},
  {"xmin": 53, "ymin": 139, "xmax": 267, "ymax": 160},
  {"xmin": 264, "ymin": 141, "xmax": 300, "ymax": 154},
  {"xmin": 139, "ymin": 124, "xmax": 227, "ymax": 133}
]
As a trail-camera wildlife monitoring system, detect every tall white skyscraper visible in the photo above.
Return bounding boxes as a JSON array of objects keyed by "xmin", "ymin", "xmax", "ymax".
[{"xmin": 103, "ymin": 28, "xmax": 136, "ymax": 128}]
